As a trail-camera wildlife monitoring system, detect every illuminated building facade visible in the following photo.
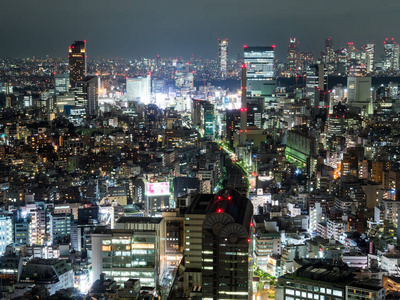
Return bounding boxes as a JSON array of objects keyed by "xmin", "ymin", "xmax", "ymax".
[
  {"xmin": 69, "ymin": 41, "xmax": 87, "ymax": 87},
  {"xmin": 218, "ymin": 38, "xmax": 228, "ymax": 78},
  {"xmin": 322, "ymin": 38, "xmax": 335, "ymax": 74},
  {"xmin": 383, "ymin": 38, "xmax": 400, "ymax": 71},
  {"xmin": 364, "ymin": 43, "xmax": 375, "ymax": 73},
  {"xmin": 201, "ymin": 188, "xmax": 253, "ymax": 299},
  {"xmin": 285, "ymin": 129, "xmax": 317, "ymax": 174},
  {"xmin": 0, "ymin": 214, "xmax": 13, "ymax": 254},
  {"xmin": 299, "ymin": 51, "xmax": 314, "ymax": 72},
  {"xmin": 244, "ymin": 46, "xmax": 275, "ymax": 99},
  {"xmin": 126, "ymin": 75, "xmax": 151, "ymax": 104},
  {"xmin": 306, "ymin": 64, "xmax": 327, "ymax": 110},
  {"xmin": 91, "ymin": 217, "xmax": 165, "ymax": 288},
  {"xmin": 54, "ymin": 74, "xmax": 70, "ymax": 95},
  {"xmin": 287, "ymin": 38, "xmax": 298, "ymax": 75},
  {"xmin": 76, "ymin": 75, "xmax": 100, "ymax": 116}
]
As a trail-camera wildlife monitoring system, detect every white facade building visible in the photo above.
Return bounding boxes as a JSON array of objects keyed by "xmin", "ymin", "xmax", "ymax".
[{"xmin": 126, "ymin": 75, "xmax": 151, "ymax": 104}]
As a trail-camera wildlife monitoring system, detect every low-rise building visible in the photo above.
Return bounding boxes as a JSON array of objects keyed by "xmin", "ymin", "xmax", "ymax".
[{"xmin": 19, "ymin": 258, "xmax": 74, "ymax": 295}]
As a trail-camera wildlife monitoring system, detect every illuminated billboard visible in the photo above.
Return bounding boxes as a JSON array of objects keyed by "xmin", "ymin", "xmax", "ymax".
[{"xmin": 145, "ymin": 182, "xmax": 170, "ymax": 196}]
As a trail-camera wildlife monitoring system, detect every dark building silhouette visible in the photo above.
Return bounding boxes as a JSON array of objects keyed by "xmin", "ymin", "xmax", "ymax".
[
  {"xmin": 76, "ymin": 75, "xmax": 100, "ymax": 116},
  {"xmin": 69, "ymin": 41, "xmax": 87, "ymax": 87},
  {"xmin": 202, "ymin": 188, "xmax": 253, "ymax": 299}
]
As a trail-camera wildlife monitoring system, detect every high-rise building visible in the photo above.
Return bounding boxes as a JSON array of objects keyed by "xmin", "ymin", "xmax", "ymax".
[
  {"xmin": 299, "ymin": 51, "xmax": 314, "ymax": 72},
  {"xmin": 202, "ymin": 103, "xmax": 215, "ymax": 139},
  {"xmin": 287, "ymin": 37, "xmax": 298, "ymax": 75},
  {"xmin": 54, "ymin": 74, "xmax": 70, "ymax": 95},
  {"xmin": 240, "ymin": 64, "xmax": 247, "ymax": 145},
  {"xmin": 306, "ymin": 64, "xmax": 327, "ymax": 109},
  {"xmin": 69, "ymin": 41, "xmax": 87, "ymax": 87},
  {"xmin": 218, "ymin": 38, "xmax": 228, "ymax": 78},
  {"xmin": 76, "ymin": 75, "xmax": 100, "ymax": 116},
  {"xmin": 243, "ymin": 45, "xmax": 275, "ymax": 99},
  {"xmin": 90, "ymin": 217, "xmax": 165, "ymax": 288},
  {"xmin": 321, "ymin": 38, "xmax": 335, "ymax": 74},
  {"xmin": 347, "ymin": 76, "xmax": 372, "ymax": 103},
  {"xmin": 383, "ymin": 38, "xmax": 400, "ymax": 71},
  {"xmin": 347, "ymin": 42, "xmax": 357, "ymax": 61},
  {"xmin": 364, "ymin": 43, "xmax": 375, "ymax": 73},
  {"xmin": 201, "ymin": 188, "xmax": 253, "ymax": 299},
  {"xmin": 126, "ymin": 75, "xmax": 151, "ymax": 104}
]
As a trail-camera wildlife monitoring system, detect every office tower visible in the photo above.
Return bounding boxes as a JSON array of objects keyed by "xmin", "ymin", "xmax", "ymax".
[
  {"xmin": 347, "ymin": 77, "xmax": 371, "ymax": 102},
  {"xmin": 287, "ymin": 37, "xmax": 298, "ymax": 75},
  {"xmin": 243, "ymin": 45, "xmax": 276, "ymax": 99},
  {"xmin": 247, "ymin": 97, "xmax": 264, "ymax": 128},
  {"xmin": 240, "ymin": 64, "xmax": 247, "ymax": 145},
  {"xmin": 90, "ymin": 217, "xmax": 165, "ymax": 287},
  {"xmin": 285, "ymin": 129, "xmax": 317, "ymax": 176},
  {"xmin": 306, "ymin": 64, "xmax": 327, "ymax": 110},
  {"xmin": 364, "ymin": 43, "xmax": 375, "ymax": 73},
  {"xmin": 395, "ymin": 44, "xmax": 400, "ymax": 70},
  {"xmin": 126, "ymin": 75, "xmax": 151, "ymax": 104},
  {"xmin": 202, "ymin": 103, "xmax": 215, "ymax": 139},
  {"xmin": 69, "ymin": 41, "xmax": 87, "ymax": 87},
  {"xmin": 336, "ymin": 48, "xmax": 348, "ymax": 75},
  {"xmin": 54, "ymin": 74, "xmax": 70, "ymax": 95},
  {"xmin": 383, "ymin": 38, "xmax": 400, "ymax": 71},
  {"xmin": 347, "ymin": 76, "xmax": 373, "ymax": 116},
  {"xmin": 201, "ymin": 188, "xmax": 253, "ymax": 299},
  {"xmin": 299, "ymin": 51, "xmax": 314, "ymax": 72},
  {"xmin": 321, "ymin": 38, "xmax": 335, "ymax": 74},
  {"xmin": 347, "ymin": 42, "xmax": 356, "ymax": 61},
  {"xmin": 226, "ymin": 109, "xmax": 241, "ymax": 148},
  {"xmin": 76, "ymin": 75, "xmax": 100, "ymax": 116},
  {"xmin": 218, "ymin": 38, "xmax": 228, "ymax": 78}
]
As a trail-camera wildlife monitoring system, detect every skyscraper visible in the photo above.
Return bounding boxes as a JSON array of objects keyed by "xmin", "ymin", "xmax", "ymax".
[
  {"xmin": 306, "ymin": 64, "xmax": 328, "ymax": 112},
  {"xmin": 126, "ymin": 75, "xmax": 151, "ymax": 104},
  {"xmin": 383, "ymin": 38, "xmax": 400, "ymax": 71},
  {"xmin": 299, "ymin": 51, "xmax": 314, "ymax": 72},
  {"xmin": 76, "ymin": 75, "xmax": 100, "ymax": 116},
  {"xmin": 322, "ymin": 38, "xmax": 335, "ymax": 74},
  {"xmin": 69, "ymin": 41, "xmax": 87, "ymax": 87},
  {"xmin": 218, "ymin": 38, "xmax": 228, "ymax": 78},
  {"xmin": 287, "ymin": 37, "xmax": 298, "ymax": 76},
  {"xmin": 240, "ymin": 64, "xmax": 247, "ymax": 145},
  {"xmin": 364, "ymin": 43, "xmax": 375, "ymax": 73},
  {"xmin": 243, "ymin": 45, "xmax": 275, "ymax": 98}
]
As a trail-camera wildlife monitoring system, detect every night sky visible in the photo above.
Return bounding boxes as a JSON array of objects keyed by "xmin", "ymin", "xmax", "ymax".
[{"xmin": 1, "ymin": 0, "xmax": 399, "ymax": 60}]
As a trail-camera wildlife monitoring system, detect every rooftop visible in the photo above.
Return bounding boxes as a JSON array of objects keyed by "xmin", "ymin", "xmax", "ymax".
[{"xmin": 117, "ymin": 217, "xmax": 163, "ymax": 224}]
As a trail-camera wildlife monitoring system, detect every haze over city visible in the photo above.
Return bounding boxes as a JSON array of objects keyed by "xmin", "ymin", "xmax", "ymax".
[{"xmin": 2, "ymin": 0, "xmax": 400, "ymax": 58}]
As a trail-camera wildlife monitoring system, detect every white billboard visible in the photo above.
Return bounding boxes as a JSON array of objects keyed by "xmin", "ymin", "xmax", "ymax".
[{"xmin": 145, "ymin": 182, "xmax": 170, "ymax": 196}]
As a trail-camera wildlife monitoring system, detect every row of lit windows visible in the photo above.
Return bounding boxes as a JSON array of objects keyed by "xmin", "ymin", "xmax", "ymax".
[{"xmin": 286, "ymin": 287, "xmax": 343, "ymax": 297}]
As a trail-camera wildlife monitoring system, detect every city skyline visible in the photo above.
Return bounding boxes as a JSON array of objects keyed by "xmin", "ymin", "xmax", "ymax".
[{"xmin": 2, "ymin": 0, "xmax": 400, "ymax": 59}]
